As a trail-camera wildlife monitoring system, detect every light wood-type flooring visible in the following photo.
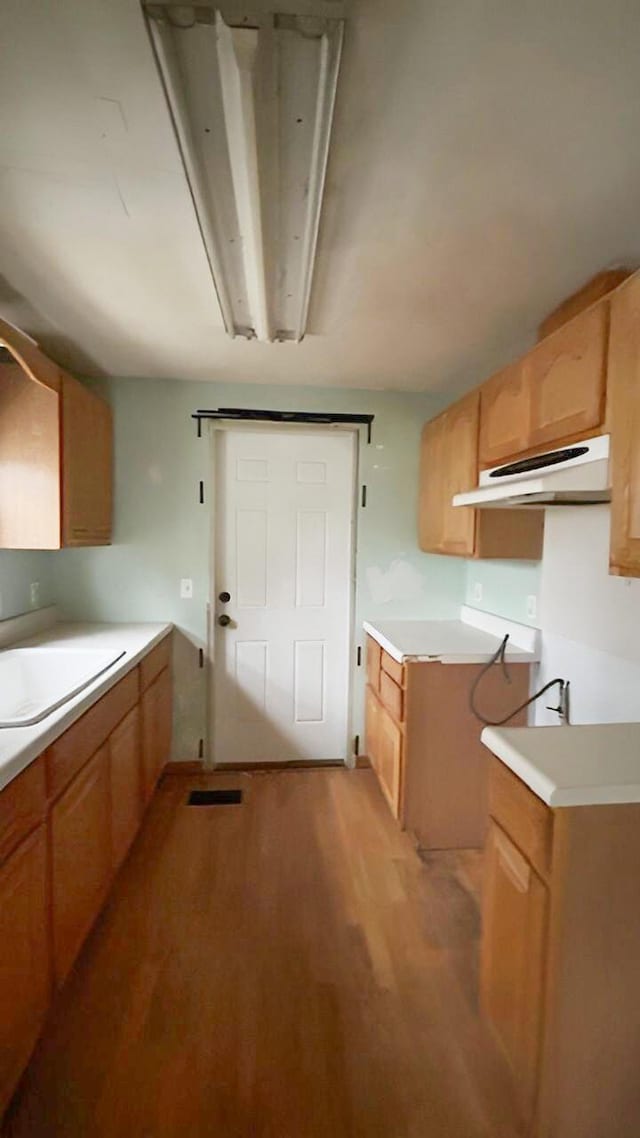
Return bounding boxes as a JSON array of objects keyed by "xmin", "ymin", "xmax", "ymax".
[{"xmin": 3, "ymin": 769, "xmax": 522, "ymax": 1138}]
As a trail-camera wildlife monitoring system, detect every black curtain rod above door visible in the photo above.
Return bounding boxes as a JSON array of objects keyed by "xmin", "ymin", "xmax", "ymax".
[{"xmin": 191, "ymin": 408, "xmax": 374, "ymax": 443}]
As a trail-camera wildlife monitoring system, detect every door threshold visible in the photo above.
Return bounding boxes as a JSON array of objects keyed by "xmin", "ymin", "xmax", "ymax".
[{"xmin": 213, "ymin": 759, "xmax": 348, "ymax": 772}]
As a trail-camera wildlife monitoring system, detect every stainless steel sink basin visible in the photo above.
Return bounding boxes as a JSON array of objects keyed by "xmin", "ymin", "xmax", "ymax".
[{"xmin": 0, "ymin": 647, "xmax": 125, "ymax": 727}]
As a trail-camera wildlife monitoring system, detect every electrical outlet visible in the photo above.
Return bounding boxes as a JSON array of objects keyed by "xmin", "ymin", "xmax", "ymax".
[
  {"xmin": 526, "ymin": 594, "xmax": 537, "ymax": 621},
  {"xmin": 30, "ymin": 581, "xmax": 40, "ymax": 608},
  {"xmin": 471, "ymin": 581, "xmax": 483, "ymax": 604},
  {"xmin": 180, "ymin": 578, "xmax": 193, "ymax": 599}
]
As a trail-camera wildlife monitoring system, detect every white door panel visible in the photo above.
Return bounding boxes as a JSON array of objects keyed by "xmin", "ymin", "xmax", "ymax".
[{"xmin": 213, "ymin": 429, "xmax": 354, "ymax": 764}]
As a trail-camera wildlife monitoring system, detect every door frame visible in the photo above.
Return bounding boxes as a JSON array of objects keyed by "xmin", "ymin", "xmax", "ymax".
[{"xmin": 205, "ymin": 422, "xmax": 360, "ymax": 770}]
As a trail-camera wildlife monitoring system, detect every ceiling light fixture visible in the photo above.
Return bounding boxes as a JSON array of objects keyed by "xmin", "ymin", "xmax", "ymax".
[{"xmin": 143, "ymin": 2, "xmax": 345, "ymax": 342}]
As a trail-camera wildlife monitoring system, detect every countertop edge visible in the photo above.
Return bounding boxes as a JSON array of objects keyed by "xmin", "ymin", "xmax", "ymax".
[
  {"xmin": 0, "ymin": 622, "xmax": 173, "ymax": 793},
  {"xmin": 363, "ymin": 621, "xmax": 538, "ymax": 666}
]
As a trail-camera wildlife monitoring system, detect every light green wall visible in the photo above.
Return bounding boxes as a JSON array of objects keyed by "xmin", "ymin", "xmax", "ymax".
[
  {"xmin": 0, "ymin": 552, "xmax": 54, "ymax": 621},
  {"xmin": 464, "ymin": 557, "xmax": 541, "ymax": 626},
  {"xmin": 52, "ymin": 377, "xmax": 466, "ymax": 760}
]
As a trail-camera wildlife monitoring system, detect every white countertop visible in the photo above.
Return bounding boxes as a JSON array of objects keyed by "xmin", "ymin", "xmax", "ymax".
[
  {"xmin": 0, "ymin": 621, "xmax": 172, "ymax": 793},
  {"xmin": 363, "ymin": 607, "xmax": 539, "ymax": 665},
  {"xmin": 482, "ymin": 722, "xmax": 640, "ymax": 807}
]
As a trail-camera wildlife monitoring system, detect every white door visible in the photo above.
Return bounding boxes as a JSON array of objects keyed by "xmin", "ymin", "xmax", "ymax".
[{"xmin": 212, "ymin": 428, "xmax": 355, "ymax": 765}]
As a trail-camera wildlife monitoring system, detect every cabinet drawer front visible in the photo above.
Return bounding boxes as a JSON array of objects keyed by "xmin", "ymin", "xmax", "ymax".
[
  {"xmin": 140, "ymin": 635, "xmax": 172, "ymax": 692},
  {"xmin": 47, "ymin": 669, "xmax": 139, "ymax": 799},
  {"xmin": 489, "ymin": 758, "xmax": 553, "ymax": 881},
  {"xmin": 379, "ymin": 670, "xmax": 404, "ymax": 723},
  {"xmin": 380, "ymin": 649, "xmax": 404, "ymax": 687},
  {"xmin": 0, "ymin": 757, "xmax": 46, "ymax": 865},
  {"xmin": 366, "ymin": 636, "xmax": 381, "ymax": 692}
]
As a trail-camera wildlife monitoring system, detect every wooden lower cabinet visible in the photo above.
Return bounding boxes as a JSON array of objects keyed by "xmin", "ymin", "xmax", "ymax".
[
  {"xmin": 51, "ymin": 743, "xmax": 112, "ymax": 985},
  {"xmin": 0, "ymin": 826, "xmax": 50, "ymax": 1116},
  {"xmin": 366, "ymin": 686, "xmax": 403, "ymax": 818},
  {"xmin": 141, "ymin": 667, "xmax": 172, "ymax": 804},
  {"xmin": 110, "ymin": 705, "xmax": 142, "ymax": 870},
  {"xmin": 481, "ymin": 821, "xmax": 547, "ymax": 1122},
  {"xmin": 481, "ymin": 758, "xmax": 640, "ymax": 1137}
]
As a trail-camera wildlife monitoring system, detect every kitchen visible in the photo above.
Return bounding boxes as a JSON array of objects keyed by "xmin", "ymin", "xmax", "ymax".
[{"xmin": 2, "ymin": 1, "xmax": 640, "ymax": 1136}]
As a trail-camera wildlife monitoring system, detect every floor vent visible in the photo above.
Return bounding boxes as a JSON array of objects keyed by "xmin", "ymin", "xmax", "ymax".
[{"xmin": 187, "ymin": 789, "xmax": 243, "ymax": 806}]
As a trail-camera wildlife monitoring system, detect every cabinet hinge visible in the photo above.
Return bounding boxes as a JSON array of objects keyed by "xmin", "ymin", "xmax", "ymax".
[
  {"xmin": 199, "ymin": 480, "xmax": 205, "ymax": 504},
  {"xmin": 198, "ymin": 738, "xmax": 204, "ymax": 759},
  {"xmin": 354, "ymin": 734, "xmax": 360, "ymax": 756},
  {"xmin": 361, "ymin": 485, "xmax": 367, "ymax": 508},
  {"xmin": 356, "ymin": 646, "xmax": 362, "ymax": 666}
]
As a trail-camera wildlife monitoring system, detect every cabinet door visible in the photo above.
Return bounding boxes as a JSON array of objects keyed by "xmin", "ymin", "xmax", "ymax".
[
  {"xmin": 480, "ymin": 821, "xmax": 548, "ymax": 1122},
  {"xmin": 479, "ymin": 360, "xmax": 530, "ymax": 466},
  {"xmin": 51, "ymin": 743, "xmax": 111, "ymax": 985},
  {"xmin": 0, "ymin": 364, "xmax": 61, "ymax": 550},
  {"xmin": 374, "ymin": 703, "xmax": 403, "ymax": 819},
  {"xmin": 365, "ymin": 685, "xmax": 380, "ymax": 770},
  {"xmin": 440, "ymin": 391, "xmax": 479, "ymax": 556},
  {"xmin": 609, "ymin": 273, "xmax": 640, "ymax": 577},
  {"xmin": 110, "ymin": 706, "xmax": 142, "ymax": 871},
  {"xmin": 0, "ymin": 827, "xmax": 50, "ymax": 1116},
  {"xmin": 141, "ymin": 667, "xmax": 172, "ymax": 804},
  {"xmin": 61, "ymin": 375, "xmax": 112, "ymax": 546},
  {"xmin": 526, "ymin": 303, "xmax": 607, "ymax": 449},
  {"xmin": 418, "ymin": 414, "xmax": 446, "ymax": 552}
]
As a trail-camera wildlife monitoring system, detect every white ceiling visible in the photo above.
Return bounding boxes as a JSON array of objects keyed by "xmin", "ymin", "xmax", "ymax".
[{"xmin": 1, "ymin": 0, "xmax": 640, "ymax": 391}]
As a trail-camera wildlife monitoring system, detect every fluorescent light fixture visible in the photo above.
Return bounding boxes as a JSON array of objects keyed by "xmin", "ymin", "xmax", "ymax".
[{"xmin": 143, "ymin": 2, "xmax": 345, "ymax": 342}]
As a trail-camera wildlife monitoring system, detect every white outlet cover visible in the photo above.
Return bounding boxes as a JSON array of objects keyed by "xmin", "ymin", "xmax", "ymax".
[
  {"xmin": 30, "ymin": 582, "xmax": 40, "ymax": 607},
  {"xmin": 180, "ymin": 578, "xmax": 193, "ymax": 599},
  {"xmin": 526, "ymin": 594, "xmax": 538, "ymax": 621},
  {"xmin": 472, "ymin": 581, "xmax": 483, "ymax": 604}
]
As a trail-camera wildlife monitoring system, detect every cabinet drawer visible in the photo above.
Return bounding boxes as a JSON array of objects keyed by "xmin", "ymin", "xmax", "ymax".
[
  {"xmin": 379, "ymin": 670, "xmax": 404, "ymax": 723},
  {"xmin": 0, "ymin": 757, "xmax": 47, "ymax": 865},
  {"xmin": 47, "ymin": 669, "xmax": 139, "ymax": 800},
  {"xmin": 489, "ymin": 758, "xmax": 553, "ymax": 881},
  {"xmin": 366, "ymin": 636, "xmax": 381, "ymax": 693},
  {"xmin": 140, "ymin": 635, "xmax": 172, "ymax": 692},
  {"xmin": 380, "ymin": 650, "xmax": 404, "ymax": 688}
]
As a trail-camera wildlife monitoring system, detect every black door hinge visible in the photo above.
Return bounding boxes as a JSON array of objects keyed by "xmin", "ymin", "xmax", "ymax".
[
  {"xmin": 199, "ymin": 480, "xmax": 205, "ymax": 504},
  {"xmin": 354, "ymin": 734, "xmax": 360, "ymax": 756},
  {"xmin": 199, "ymin": 648, "xmax": 204, "ymax": 669},
  {"xmin": 198, "ymin": 738, "xmax": 204, "ymax": 759},
  {"xmin": 356, "ymin": 646, "xmax": 362, "ymax": 666},
  {"xmin": 361, "ymin": 485, "xmax": 367, "ymax": 508}
]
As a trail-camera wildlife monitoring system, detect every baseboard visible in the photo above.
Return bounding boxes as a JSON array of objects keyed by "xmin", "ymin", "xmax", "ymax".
[{"xmin": 163, "ymin": 761, "xmax": 205, "ymax": 775}]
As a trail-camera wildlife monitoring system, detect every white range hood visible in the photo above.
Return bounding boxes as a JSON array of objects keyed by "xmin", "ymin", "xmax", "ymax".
[{"xmin": 453, "ymin": 434, "xmax": 610, "ymax": 509}]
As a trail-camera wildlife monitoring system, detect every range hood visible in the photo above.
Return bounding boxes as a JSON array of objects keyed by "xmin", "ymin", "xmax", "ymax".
[{"xmin": 453, "ymin": 435, "xmax": 610, "ymax": 509}]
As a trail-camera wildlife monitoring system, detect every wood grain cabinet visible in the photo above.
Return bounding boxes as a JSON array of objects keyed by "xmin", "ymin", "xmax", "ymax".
[
  {"xmin": 0, "ymin": 827, "xmax": 50, "ymax": 1117},
  {"xmin": 364, "ymin": 636, "xmax": 531, "ymax": 847},
  {"xmin": 51, "ymin": 743, "xmax": 112, "ymax": 985},
  {"xmin": 481, "ymin": 758, "xmax": 640, "ymax": 1137},
  {"xmin": 608, "ymin": 272, "xmax": 640, "ymax": 577},
  {"xmin": 524, "ymin": 302, "xmax": 608, "ymax": 450},
  {"xmin": 0, "ymin": 319, "xmax": 112, "ymax": 550},
  {"xmin": 418, "ymin": 392, "xmax": 544, "ymax": 560},
  {"xmin": 0, "ymin": 633, "xmax": 173, "ymax": 1121},
  {"xmin": 479, "ymin": 359, "xmax": 531, "ymax": 466}
]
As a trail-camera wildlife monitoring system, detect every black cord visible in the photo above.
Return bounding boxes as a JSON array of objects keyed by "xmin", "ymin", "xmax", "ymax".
[{"xmin": 469, "ymin": 634, "xmax": 566, "ymax": 727}]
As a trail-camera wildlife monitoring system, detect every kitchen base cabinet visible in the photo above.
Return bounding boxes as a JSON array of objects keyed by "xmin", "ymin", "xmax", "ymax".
[
  {"xmin": 364, "ymin": 636, "xmax": 531, "ymax": 848},
  {"xmin": 0, "ymin": 827, "xmax": 50, "ymax": 1116},
  {"xmin": 51, "ymin": 743, "xmax": 112, "ymax": 986},
  {"xmin": 110, "ymin": 705, "xmax": 142, "ymax": 870},
  {"xmin": 141, "ymin": 667, "xmax": 172, "ymax": 805},
  {"xmin": 481, "ymin": 758, "xmax": 640, "ymax": 1138}
]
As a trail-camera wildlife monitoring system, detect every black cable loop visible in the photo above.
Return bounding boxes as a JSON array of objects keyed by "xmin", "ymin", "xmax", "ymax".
[{"xmin": 470, "ymin": 634, "xmax": 565, "ymax": 727}]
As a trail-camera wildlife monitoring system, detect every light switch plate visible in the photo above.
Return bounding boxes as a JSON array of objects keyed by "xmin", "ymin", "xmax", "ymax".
[
  {"xmin": 180, "ymin": 578, "xmax": 193, "ymax": 599},
  {"xmin": 526, "ymin": 594, "xmax": 537, "ymax": 621}
]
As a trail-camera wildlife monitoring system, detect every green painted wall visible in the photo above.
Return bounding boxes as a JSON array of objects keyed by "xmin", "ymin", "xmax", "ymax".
[
  {"xmin": 464, "ymin": 557, "xmax": 541, "ymax": 626},
  {"xmin": 51, "ymin": 377, "xmax": 466, "ymax": 761},
  {"xmin": 0, "ymin": 552, "xmax": 54, "ymax": 621}
]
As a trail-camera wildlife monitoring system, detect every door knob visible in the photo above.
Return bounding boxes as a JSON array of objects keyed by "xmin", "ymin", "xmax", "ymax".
[
  {"xmin": 219, "ymin": 591, "xmax": 231, "ymax": 603},
  {"xmin": 218, "ymin": 614, "xmax": 231, "ymax": 627}
]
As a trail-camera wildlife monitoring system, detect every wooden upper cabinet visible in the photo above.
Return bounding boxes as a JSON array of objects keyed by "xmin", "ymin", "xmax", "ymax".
[
  {"xmin": 479, "ymin": 360, "xmax": 530, "ymax": 466},
  {"xmin": 525, "ymin": 303, "xmax": 608, "ymax": 450},
  {"xmin": 418, "ymin": 414, "xmax": 446, "ymax": 552},
  {"xmin": 0, "ymin": 332, "xmax": 112, "ymax": 549},
  {"xmin": 609, "ymin": 273, "xmax": 640, "ymax": 577},
  {"xmin": 440, "ymin": 392, "xmax": 479, "ymax": 556}
]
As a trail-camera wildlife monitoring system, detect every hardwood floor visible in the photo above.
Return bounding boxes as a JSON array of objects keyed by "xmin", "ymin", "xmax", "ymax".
[{"xmin": 3, "ymin": 769, "xmax": 522, "ymax": 1138}]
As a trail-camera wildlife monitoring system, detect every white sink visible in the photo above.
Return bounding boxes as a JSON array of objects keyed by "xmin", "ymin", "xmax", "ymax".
[{"xmin": 0, "ymin": 647, "xmax": 125, "ymax": 727}]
